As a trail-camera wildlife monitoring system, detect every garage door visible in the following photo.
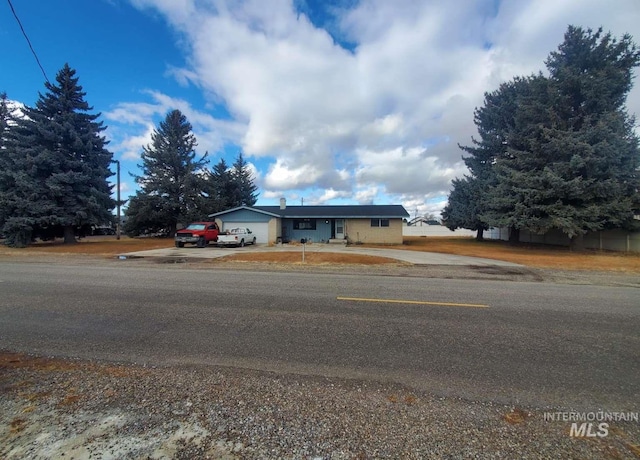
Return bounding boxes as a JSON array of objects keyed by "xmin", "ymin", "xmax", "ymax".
[{"xmin": 222, "ymin": 222, "xmax": 269, "ymax": 244}]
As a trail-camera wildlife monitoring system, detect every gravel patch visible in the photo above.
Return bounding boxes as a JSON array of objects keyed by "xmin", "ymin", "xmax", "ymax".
[{"xmin": 2, "ymin": 352, "xmax": 639, "ymax": 459}]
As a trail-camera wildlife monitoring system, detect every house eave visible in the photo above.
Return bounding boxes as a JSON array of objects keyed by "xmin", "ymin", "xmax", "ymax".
[{"xmin": 208, "ymin": 205, "xmax": 281, "ymax": 218}]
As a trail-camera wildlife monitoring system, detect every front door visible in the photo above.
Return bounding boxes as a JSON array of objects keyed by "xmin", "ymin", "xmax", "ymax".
[{"xmin": 335, "ymin": 219, "xmax": 345, "ymax": 239}]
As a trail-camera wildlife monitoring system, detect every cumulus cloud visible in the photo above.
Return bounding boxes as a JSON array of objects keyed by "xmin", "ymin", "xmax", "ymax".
[
  {"xmin": 123, "ymin": 0, "xmax": 640, "ymax": 208},
  {"xmin": 104, "ymin": 90, "xmax": 245, "ymax": 161},
  {"xmin": 115, "ymin": 124, "xmax": 155, "ymax": 161}
]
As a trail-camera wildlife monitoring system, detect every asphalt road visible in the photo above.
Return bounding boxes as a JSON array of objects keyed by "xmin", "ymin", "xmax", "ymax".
[{"xmin": 0, "ymin": 261, "xmax": 638, "ymax": 411}]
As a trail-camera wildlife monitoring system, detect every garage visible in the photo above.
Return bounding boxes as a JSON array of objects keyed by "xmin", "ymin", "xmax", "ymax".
[{"xmin": 222, "ymin": 222, "xmax": 269, "ymax": 244}]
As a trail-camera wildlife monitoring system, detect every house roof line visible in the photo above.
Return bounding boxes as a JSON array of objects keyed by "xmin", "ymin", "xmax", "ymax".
[
  {"xmin": 208, "ymin": 205, "xmax": 281, "ymax": 218},
  {"xmin": 210, "ymin": 204, "xmax": 409, "ymax": 219}
]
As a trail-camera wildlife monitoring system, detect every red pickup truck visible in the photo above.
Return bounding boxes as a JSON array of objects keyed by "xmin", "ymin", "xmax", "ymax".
[{"xmin": 174, "ymin": 222, "xmax": 219, "ymax": 248}]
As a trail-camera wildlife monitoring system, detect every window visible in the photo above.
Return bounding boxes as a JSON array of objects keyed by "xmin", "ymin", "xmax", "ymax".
[
  {"xmin": 370, "ymin": 219, "xmax": 390, "ymax": 227},
  {"xmin": 293, "ymin": 219, "xmax": 316, "ymax": 230}
]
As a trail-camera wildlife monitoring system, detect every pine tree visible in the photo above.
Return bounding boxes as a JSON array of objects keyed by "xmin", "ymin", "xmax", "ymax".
[
  {"xmin": 488, "ymin": 27, "xmax": 640, "ymax": 247},
  {"xmin": 231, "ymin": 152, "xmax": 258, "ymax": 207},
  {"xmin": 542, "ymin": 26, "xmax": 640, "ymax": 246},
  {"xmin": 125, "ymin": 109, "xmax": 207, "ymax": 236},
  {"xmin": 202, "ymin": 153, "xmax": 259, "ymax": 214},
  {"xmin": 0, "ymin": 93, "xmax": 12, "ymax": 232},
  {"xmin": 203, "ymin": 158, "xmax": 234, "ymax": 213},
  {"xmin": 1, "ymin": 65, "xmax": 114, "ymax": 247},
  {"xmin": 452, "ymin": 75, "xmax": 545, "ymax": 242},
  {"xmin": 441, "ymin": 176, "xmax": 488, "ymax": 240},
  {"xmin": 454, "ymin": 26, "xmax": 640, "ymax": 247},
  {"xmin": 480, "ymin": 75, "xmax": 554, "ymax": 244},
  {"xmin": 0, "ymin": 92, "xmax": 9, "ymax": 142},
  {"xmin": 122, "ymin": 194, "xmax": 169, "ymax": 237}
]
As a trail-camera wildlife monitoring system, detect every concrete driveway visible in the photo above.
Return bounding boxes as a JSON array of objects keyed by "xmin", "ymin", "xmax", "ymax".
[{"xmin": 119, "ymin": 243, "xmax": 522, "ymax": 267}]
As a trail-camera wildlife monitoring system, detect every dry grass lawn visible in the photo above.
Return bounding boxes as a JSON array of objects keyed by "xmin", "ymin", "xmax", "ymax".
[
  {"xmin": 399, "ymin": 236, "xmax": 640, "ymax": 272},
  {"xmin": 0, "ymin": 236, "xmax": 175, "ymax": 256},
  {"xmin": 0, "ymin": 235, "xmax": 638, "ymax": 272},
  {"xmin": 224, "ymin": 251, "xmax": 400, "ymax": 265}
]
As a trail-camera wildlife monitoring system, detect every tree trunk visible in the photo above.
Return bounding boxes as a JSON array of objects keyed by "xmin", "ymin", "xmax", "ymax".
[
  {"xmin": 570, "ymin": 234, "xmax": 585, "ymax": 251},
  {"xmin": 475, "ymin": 228, "xmax": 484, "ymax": 241},
  {"xmin": 169, "ymin": 222, "xmax": 177, "ymax": 238},
  {"xmin": 508, "ymin": 227, "xmax": 520, "ymax": 245},
  {"xmin": 63, "ymin": 225, "xmax": 77, "ymax": 244}
]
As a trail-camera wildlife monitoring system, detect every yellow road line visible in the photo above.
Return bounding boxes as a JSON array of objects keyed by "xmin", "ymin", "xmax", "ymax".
[{"xmin": 336, "ymin": 296, "xmax": 489, "ymax": 308}]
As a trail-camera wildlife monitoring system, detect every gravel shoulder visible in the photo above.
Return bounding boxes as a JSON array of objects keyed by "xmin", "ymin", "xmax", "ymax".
[
  {"xmin": 1, "ymin": 255, "xmax": 639, "ymax": 459},
  {"xmin": 2, "ymin": 353, "xmax": 639, "ymax": 459}
]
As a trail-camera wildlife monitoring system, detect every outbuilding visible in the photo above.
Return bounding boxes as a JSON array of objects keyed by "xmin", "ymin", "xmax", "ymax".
[{"xmin": 209, "ymin": 199, "xmax": 409, "ymax": 245}]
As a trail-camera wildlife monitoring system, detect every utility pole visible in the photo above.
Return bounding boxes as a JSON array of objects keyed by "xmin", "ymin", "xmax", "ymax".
[{"xmin": 111, "ymin": 159, "xmax": 121, "ymax": 240}]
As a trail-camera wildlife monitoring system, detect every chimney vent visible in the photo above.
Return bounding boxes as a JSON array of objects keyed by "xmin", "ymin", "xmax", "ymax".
[{"xmin": 279, "ymin": 197, "xmax": 286, "ymax": 210}]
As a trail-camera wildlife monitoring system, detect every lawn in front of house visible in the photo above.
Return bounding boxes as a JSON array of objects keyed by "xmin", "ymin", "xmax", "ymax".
[{"xmin": 396, "ymin": 236, "xmax": 640, "ymax": 272}]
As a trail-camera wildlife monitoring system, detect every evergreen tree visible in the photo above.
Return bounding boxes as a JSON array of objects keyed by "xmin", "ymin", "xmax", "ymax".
[
  {"xmin": 489, "ymin": 27, "xmax": 640, "ymax": 247},
  {"xmin": 543, "ymin": 26, "xmax": 640, "ymax": 244},
  {"xmin": 1, "ymin": 65, "xmax": 114, "ymax": 247},
  {"xmin": 0, "ymin": 93, "xmax": 11, "ymax": 232},
  {"xmin": 453, "ymin": 26, "xmax": 640, "ymax": 247},
  {"xmin": 122, "ymin": 194, "xmax": 169, "ymax": 237},
  {"xmin": 441, "ymin": 176, "xmax": 488, "ymax": 240},
  {"xmin": 203, "ymin": 158, "xmax": 234, "ymax": 214},
  {"xmin": 125, "ymin": 109, "xmax": 207, "ymax": 236},
  {"xmin": 453, "ymin": 75, "xmax": 545, "ymax": 242},
  {"xmin": 0, "ymin": 92, "xmax": 9, "ymax": 143},
  {"xmin": 202, "ymin": 153, "xmax": 259, "ymax": 214},
  {"xmin": 480, "ymin": 75, "xmax": 554, "ymax": 244},
  {"xmin": 231, "ymin": 152, "xmax": 258, "ymax": 207}
]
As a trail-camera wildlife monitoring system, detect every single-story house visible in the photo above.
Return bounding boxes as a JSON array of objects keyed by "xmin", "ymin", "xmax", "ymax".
[{"xmin": 209, "ymin": 199, "xmax": 409, "ymax": 245}]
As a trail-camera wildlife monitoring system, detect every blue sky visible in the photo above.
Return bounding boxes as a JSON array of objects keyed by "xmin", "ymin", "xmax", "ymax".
[{"xmin": 2, "ymin": 0, "xmax": 640, "ymax": 218}]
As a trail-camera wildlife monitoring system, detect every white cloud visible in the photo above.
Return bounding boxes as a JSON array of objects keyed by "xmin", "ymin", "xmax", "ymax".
[
  {"xmin": 354, "ymin": 187, "xmax": 379, "ymax": 205},
  {"xmin": 116, "ymin": 124, "xmax": 155, "ymax": 160},
  {"xmin": 264, "ymin": 159, "xmax": 324, "ymax": 189},
  {"xmin": 109, "ymin": 179, "xmax": 132, "ymax": 194},
  {"xmin": 124, "ymin": 0, "xmax": 640, "ymax": 207},
  {"xmin": 104, "ymin": 91, "xmax": 245, "ymax": 161},
  {"xmin": 313, "ymin": 188, "xmax": 352, "ymax": 204},
  {"xmin": 355, "ymin": 146, "xmax": 466, "ymax": 195},
  {"xmin": 128, "ymin": 0, "xmax": 196, "ymax": 26},
  {"xmin": 402, "ymin": 196, "xmax": 447, "ymax": 220}
]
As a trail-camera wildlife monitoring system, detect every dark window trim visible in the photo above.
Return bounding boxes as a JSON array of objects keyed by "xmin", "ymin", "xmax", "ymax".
[
  {"xmin": 293, "ymin": 218, "xmax": 317, "ymax": 230},
  {"xmin": 370, "ymin": 218, "xmax": 390, "ymax": 227}
]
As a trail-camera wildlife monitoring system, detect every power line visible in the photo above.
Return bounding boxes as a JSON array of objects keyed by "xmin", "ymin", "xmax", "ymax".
[{"xmin": 7, "ymin": 0, "xmax": 50, "ymax": 84}]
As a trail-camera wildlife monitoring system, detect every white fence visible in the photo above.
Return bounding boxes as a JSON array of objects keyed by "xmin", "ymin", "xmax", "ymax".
[
  {"xmin": 403, "ymin": 224, "xmax": 476, "ymax": 238},
  {"xmin": 486, "ymin": 227, "xmax": 640, "ymax": 253}
]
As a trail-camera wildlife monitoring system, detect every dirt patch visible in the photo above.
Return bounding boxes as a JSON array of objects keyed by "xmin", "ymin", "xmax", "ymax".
[
  {"xmin": 153, "ymin": 257, "xmax": 192, "ymax": 264},
  {"xmin": 0, "ymin": 352, "xmax": 79, "ymax": 372},
  {"xmin": 469, "ymin": 265, "xmax": 545, "ymax": 281}
]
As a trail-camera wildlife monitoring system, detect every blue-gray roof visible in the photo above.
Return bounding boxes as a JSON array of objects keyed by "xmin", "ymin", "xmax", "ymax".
[{"xmin": 211, "ymin": 205, "xmax": 409, "ymax": 219}]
